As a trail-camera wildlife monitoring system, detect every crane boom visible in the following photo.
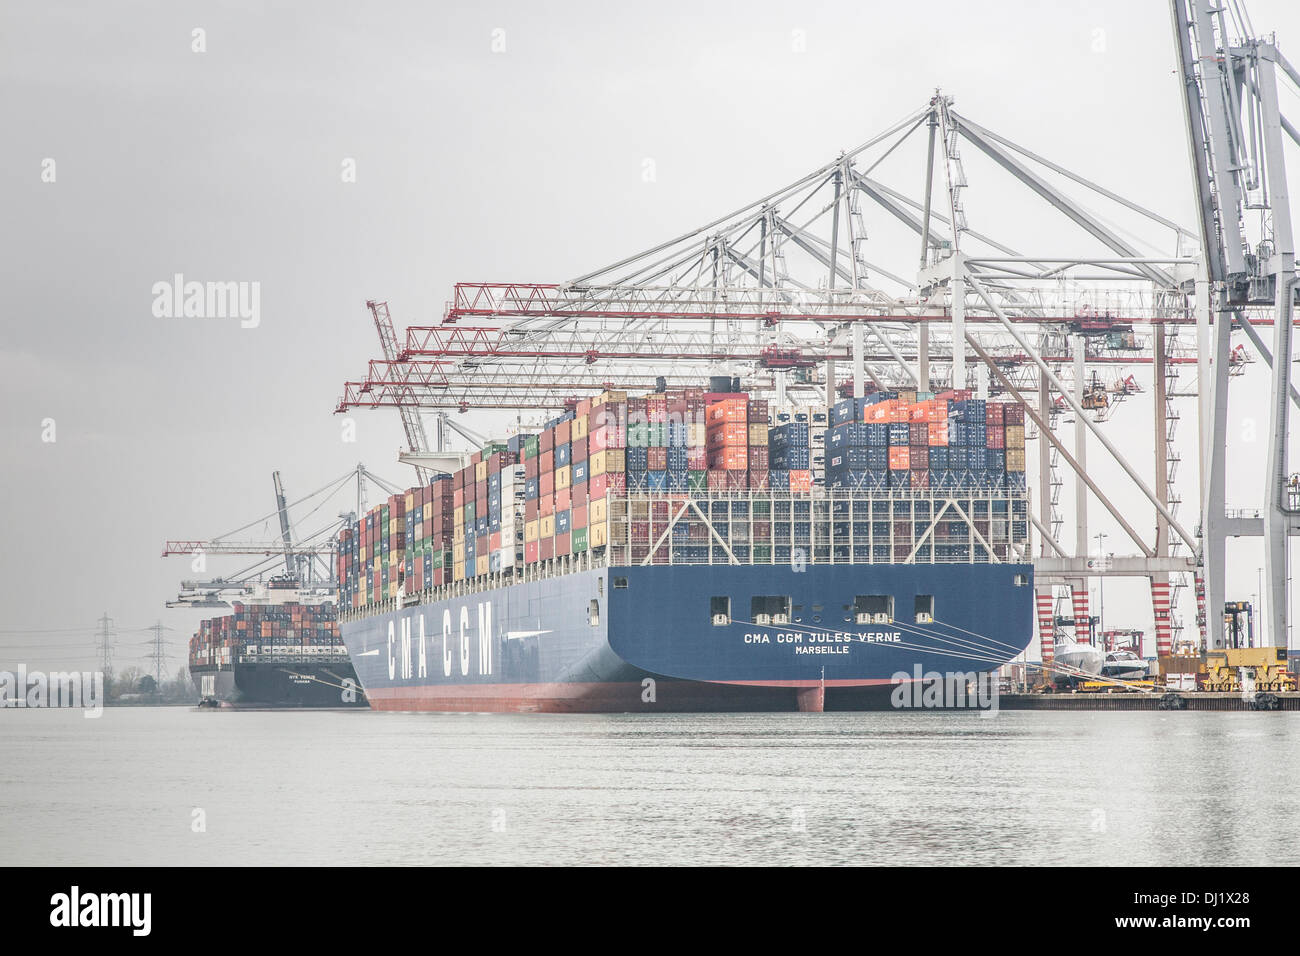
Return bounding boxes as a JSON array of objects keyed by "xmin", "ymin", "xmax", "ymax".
[
  {"xmin": 368, "ymin": 300, "xmax": 431, "ymax": 483},
  {"xmin": 272, "ymin": 470, "xmax": 297, "ymax": 580}
]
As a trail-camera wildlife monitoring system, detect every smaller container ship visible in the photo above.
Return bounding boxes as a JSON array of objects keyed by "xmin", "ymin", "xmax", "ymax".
[{"xmin": 189, "ymin": 581, "xmax": 366, "ymax": 708}]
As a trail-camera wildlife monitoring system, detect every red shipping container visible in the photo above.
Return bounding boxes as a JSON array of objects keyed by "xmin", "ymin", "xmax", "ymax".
[
  {"xmin": 489, "ymin": 532, "xmax": 501, "ymax": 551},
  {"xmin": 747, "ymin": 399, "xmax": 769, "ymax": 423},
  {"xmin": 555, "ymin": 420, "xmax": 571, "ymax": 445},
  {"xmin": 525, "ymin": 498, "xmax": 538, "ymax": 522},
  {"xmin": 748, "ymin": 470, "xmax": 769, "ymax": 490},
  {"xmin": 687, "ymin": 448, "xmax": 708, "ymax": 469},
  {"xmin": 911, "ymin": 470, "xmax": 930, "ymax": 489},
  {"xmin": 1004, "ymin": 402, "xmax": 1025, "ymax": 425},
  {"xmin": 525, "ymin": 541, "xmax": 539, "ymax": 564},
  {"xmin": 555, "ymin": 532, "xmax": 571, "ymax": 553},
  {"xmin": 540, "ymin": 430, "xmax": 555, "ymax": 453},
  {"xmin": 987, "ymin": 402, "xmax": 1005, "ymax": 425},
  {"xmin": 708, "ymin": 447, "xmax": 748, "ymax": 470},
  {"xmin": 605, "ymin": 472, "xmax": 626, "ymax": 494},
  {"xmin": 749, "ymin": 446, "xmax": 769, "ymax": 469},
  {"xmin": 555, "ymin": 487, "xmax": 571, "ymax": 512},
  {"xmin": 540, "ymin": 495, "xmax": 555, "ymax": 517},
  {"xmin": 589, "ymin": 472, "xmax": 609, "ymax": 500},
  {"xmin": 573, "ymin": 504, "xmax": 588, "ymax": 527},
  {"xmin": 539, "ymin": 537, "xmax": 554, "ymax": 560},
  {"xmin": 571, "ymin": 436, "xmax": 588, "ymax": 463},
  {"xmin": 524, "ymin": 456, "xmax": 539, "ymax": 479},
  {"xmin": 910, "ymin": 446, "xmax": 929, "ymax": 470},
  {"xmin": 707, "ymin": 471, "xmax": 728, "ymax": 490},
  {"xmin": 910, "ymin": 422, "xmax": 928, "ymax": 446},
  {"xmin": 648, "ymin": 447, "xmax": 667, "ymax": 470},
  {"xmin": 987, "ymin": 426, "xmax": 1006, "ymax": 450},
  {"xmin": 540, "ymin": 471, "xmax": 555, "ymax": 496},
  {"xmin": 725, "ymin": 471, "xmax": 748, "ymax": 490}
]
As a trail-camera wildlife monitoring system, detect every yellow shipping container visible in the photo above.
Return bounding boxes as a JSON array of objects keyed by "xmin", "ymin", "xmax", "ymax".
[
  {"xmin": 591, "ymin": 498, "xmax": 608, "ymax": 524},
  {"xmin": 475, "ymin": 461, "xmax": 489, "ymax": 483},
  {"xmin": 594, "ymin": 390, "xmax": 627, "ymax": 406},
  {"xmin": 1005, "ymin": 425, "xmax": 1026, "ymax": 449},
  {"xmin": 540, "ymin": 514, "xmax": 556, "ymax": 538},
  {"xmin": 525, "ymin": 520, "xmax": 539, "ymax": 543},
  {"xmin": 687, "ymin": 423, "xmax": 707, "ymax": 448},
  {"xmin": 589, "ymin": 449, "xmax": 625, "ymax": 476},
  {"xmin": 453, "ymin": 540, "xmax": 466, "ymax": 562},
  {"xmin": 572, "ymin": 415, "xmax": 589, "ymax": 440},
  {"xmin": 405, "ymin": 492, "xmax": 415, "ymax": 512},
  {"xmin": 453, "ymin": 561, "xmax": 466, "ymax": 582},
  {"xmin": 475, "ymin": 555, "xmax": 489, "ymax": 576},
  {"xmin": 423, "ymin": 503, "xmax": 431, "ymax": 521},
  {"xmin": 359, "ymin": 544, "xmax": 368, "ymax": 563},
  {"xmin": 590, "ymin": 521, "xmax": 608, "ymax": 548},
  {"xmin": 389, "ymin": 518, "xmax": 398, "ymax": 536},
  {"xmin": 556, "ymin": 465, "xmax": 572, "ymax": 490},
  {"xmin": 749, "ymin": 423, "xmax": 769, "ymax": 445}
]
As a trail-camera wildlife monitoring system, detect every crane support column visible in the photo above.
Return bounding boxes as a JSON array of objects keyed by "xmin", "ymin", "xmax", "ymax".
[
  {"xmin": 1257, "ymin": 49, "xmax": 1296, "ymax": 649},
  {"xmin": 1073, "ymin": 334, "xmax": 1088, "ymax": 559}
]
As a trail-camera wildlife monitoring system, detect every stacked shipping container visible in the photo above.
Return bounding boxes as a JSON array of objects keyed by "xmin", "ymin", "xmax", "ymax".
[
  {"xmin": 189, "ymin": 602, "xmax": 341, "ymax": 670},
  {"xmin": 337, "ymin": 386, "xmax": 1028, "ymax": 606},
  {"xmin": 824, "ymin": 389, "xmax": 1026, "ymax": 494}
]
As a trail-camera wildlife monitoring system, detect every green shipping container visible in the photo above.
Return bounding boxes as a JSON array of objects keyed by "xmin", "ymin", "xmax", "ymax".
[
  {"xmin": 627, "ymin": 423, "xmax": 649, "ymax": 447},
  {"xmin": 524, "ymin": 435, "xmax": 539, "ymax": 459},
  {"xmin": 572, "ymin": 527, "xmax": 588, "ymax": 553},
  {"xmin": 688, "ymin": 470, "xmax": 708, "ymax": 492},
  {"xmin": 753, "ymin": 545, "xmax": 772, "ymax": 562}
]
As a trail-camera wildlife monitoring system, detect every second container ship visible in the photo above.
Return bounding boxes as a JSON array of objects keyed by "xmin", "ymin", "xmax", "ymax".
[
  {"xmin": 335, "ymin": 385, "xmax": 1034, "ymax": 712},
  {"xmin": 190, "ymin": 582, "xmax": 367, "ymax": 708}
]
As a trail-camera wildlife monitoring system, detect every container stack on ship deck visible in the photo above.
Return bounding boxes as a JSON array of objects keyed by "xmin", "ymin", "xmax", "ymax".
[
  {"xmin": 336, "ymin": 385, "xmax": 1035, "ymax": 713},
  {"xmin": 189, "ymin": 599, "xmax": 361, "ymax": 707}
]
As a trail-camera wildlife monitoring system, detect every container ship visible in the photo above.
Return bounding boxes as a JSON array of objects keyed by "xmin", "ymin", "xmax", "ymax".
[
  {"xmin": 189, "ymin": 583, "xmax": 366, "ymax": 708},
  {"xmin": 336, "ymin": 385, "xmax": 1034, "ymax": 712}
]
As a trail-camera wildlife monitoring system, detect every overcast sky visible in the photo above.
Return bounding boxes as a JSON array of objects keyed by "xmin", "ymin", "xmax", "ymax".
[{"xmin": 4, "ymin": 0, "xmax": 1300, "ymax": 673}]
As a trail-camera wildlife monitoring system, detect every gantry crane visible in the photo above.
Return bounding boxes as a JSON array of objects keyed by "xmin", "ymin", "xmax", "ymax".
[
  {"xmin": 1172, "ymin": 0, "xmax": 1300, "ymax": 650},
  {"xmin": 162, "ymin": 465, "xmax": 401, "ymax": 607},
  {"xmin": 335, "ymin": 11, "xmax": 1300, "ymax": 669}
]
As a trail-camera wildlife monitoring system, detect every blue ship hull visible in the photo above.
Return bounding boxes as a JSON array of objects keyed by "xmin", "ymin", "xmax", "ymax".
[{"xmin": 339, "ymin": 562, "xmax": 1034, "ymax": 712}]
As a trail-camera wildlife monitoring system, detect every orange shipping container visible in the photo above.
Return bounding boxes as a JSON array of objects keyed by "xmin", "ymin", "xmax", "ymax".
[
  {"xmin": 708, "ymin": 447, "xmax": 748, "ymax": 470},
  {"xmin": 888, "ymin": 446, "xmax": 911, "ymax": 470},
  {"xmin": 928, "ymin": 421, "xmax": 949, "ymax": 446},
  {"xmin": 707, "ymin": 422, "xmax": 749, "ymax": 450},
  {"xmin": 707, "ymin": 399, "xmax": 748, "ymax": 424},
  {"xmin": 864, "ymin": 400, "xmax": 896, "ymax": 423}
]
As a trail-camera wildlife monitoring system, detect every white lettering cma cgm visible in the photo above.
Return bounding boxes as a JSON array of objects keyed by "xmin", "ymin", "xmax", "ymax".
[{"xmin": 389, "ymin": 600, "xmax": 493, "ymax": 681}]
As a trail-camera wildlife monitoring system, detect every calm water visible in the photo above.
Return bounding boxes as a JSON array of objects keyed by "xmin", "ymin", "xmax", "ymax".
[{"xmin": 1, "ymin": 706, "xmax": 1296, "ymax": 866}]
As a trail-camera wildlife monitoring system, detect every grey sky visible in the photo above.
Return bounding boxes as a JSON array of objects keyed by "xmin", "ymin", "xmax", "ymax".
[{"xmin": 3, "ymin": 0, "xmax": 1300, "ymax": 672}]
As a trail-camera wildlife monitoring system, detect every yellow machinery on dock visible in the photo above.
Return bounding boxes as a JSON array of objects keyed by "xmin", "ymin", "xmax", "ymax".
[{"xmin": 1202, "ymin": 647, "xmax": 1295, "ymax": 693}]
